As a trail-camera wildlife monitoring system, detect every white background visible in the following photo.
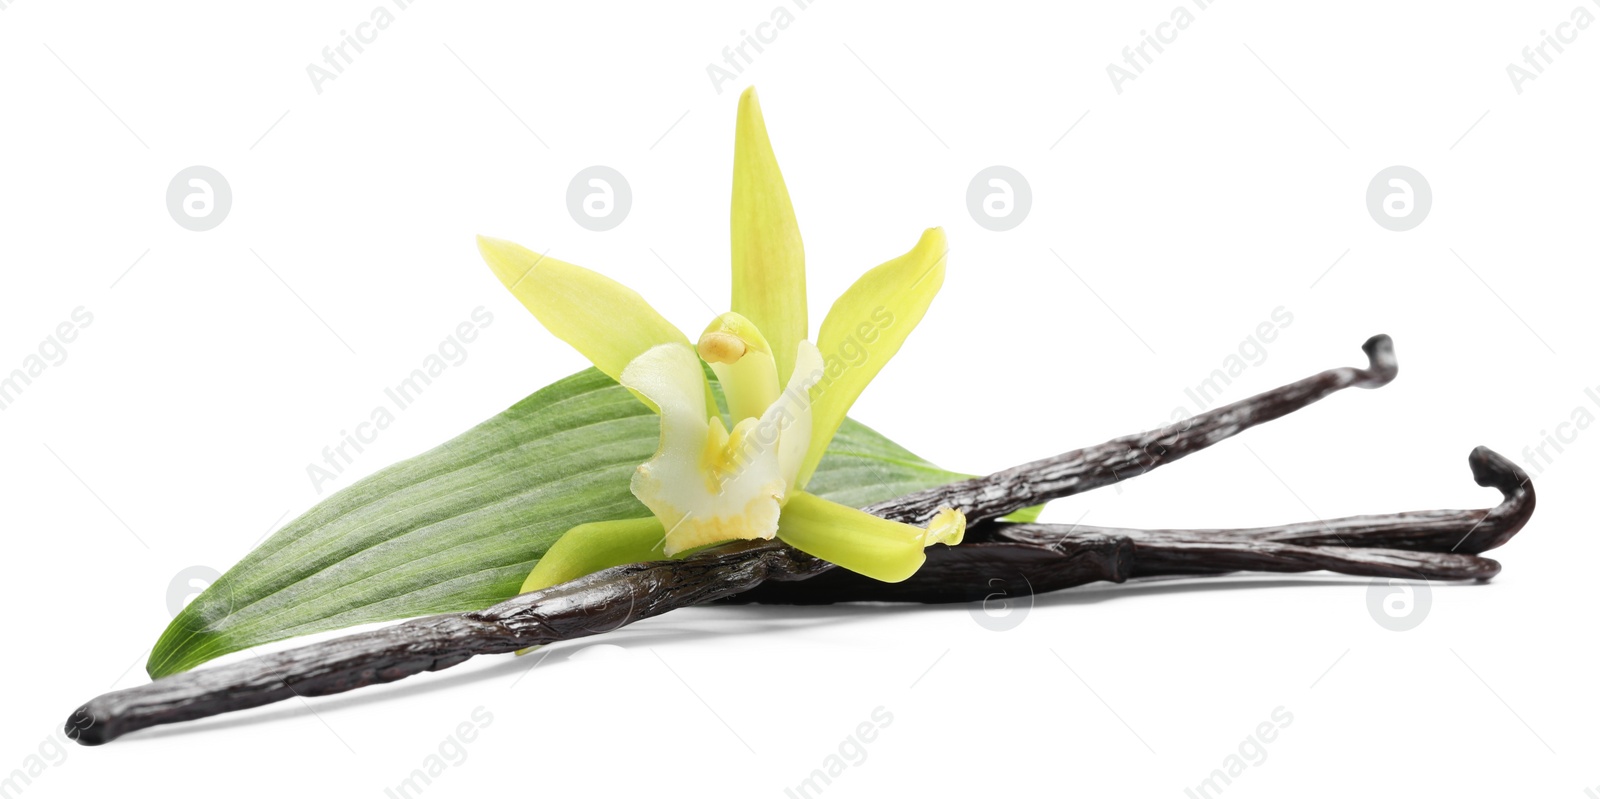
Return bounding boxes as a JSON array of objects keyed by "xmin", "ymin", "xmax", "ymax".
[{"xmin": 2, "ymin": 1, "xmax": 1596, "ymax": 796}]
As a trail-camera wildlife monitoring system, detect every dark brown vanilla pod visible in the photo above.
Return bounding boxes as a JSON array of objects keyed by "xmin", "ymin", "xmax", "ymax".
[
  {"xmin": 876, "ymin": 334, "xmax": 1398, "ymax": 528},
  {"xmin": 70, "ymin": 476, "xmax": 1514, "ymax": 746},
  {"xmin": 66, "ymin": 335, "xmax": 1408, "ymax": 744},
  {"xmin": 68, "ymin": 335, "xmax": 1522, "ymax": 746},
  {"xmin": 66, "ymin": 540, "xmax": 826, "ymax": 746},
  {"xmin": 727, "ymin": 536, "xmax": 1503, "ymax": 606},
  {"xmin": 731, "ymin": 446, "xmax": 1532, "ymax": 604},
  {"xmin": 1111, "ymin": 445, "xmax": 1535, "ymax": 556}
]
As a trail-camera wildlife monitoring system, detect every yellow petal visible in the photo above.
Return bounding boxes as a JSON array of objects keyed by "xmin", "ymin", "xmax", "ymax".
[
  {"xmin": 477, "ymin": 236, "xmax": 704, "ymax": 409},
  {"xmin": 796, "ymin": 227, "xmax": 948, "ymax": 487},
  {"xmin": 521, "ymin": 517, "xmax": 666, "ymax": 593},
  {"xmin": 731, "ymin": 87, "xmax": 807, "ymax": 385},
  {"xmin": 923, "ymin": 506, "xmax": 967, "ymax": 547},
  {"xmin": 776, "ymin": 492, "xmax": 965, "ymax": 583}
]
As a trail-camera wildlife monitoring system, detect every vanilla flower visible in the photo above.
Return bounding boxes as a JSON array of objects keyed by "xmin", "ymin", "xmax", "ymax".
[{"xmin": 480, "ymin": 88, "xmax": 963, "ymax": 589}]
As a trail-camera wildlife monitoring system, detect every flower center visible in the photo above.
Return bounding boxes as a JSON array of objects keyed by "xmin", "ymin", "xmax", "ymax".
[
  {"xmin": 697, "ymin": 332, "xmax": 747, "ymax": 365},
  {"xmin": 697, "ymin": 312, "xmax": 780, "ymax": 425}
]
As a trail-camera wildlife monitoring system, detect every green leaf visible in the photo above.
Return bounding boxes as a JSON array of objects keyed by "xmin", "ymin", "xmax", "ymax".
[
  {"xmin": 799, "ymin": 415, "xmax": 966, "ymax": 508},
  {"xmin": 1001, "ymin": 504, "xmax": 1047, "ymax": 524},
  {"xmin": 149, "ymin": 368, "xmax": 968, "ymax": 678}
]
